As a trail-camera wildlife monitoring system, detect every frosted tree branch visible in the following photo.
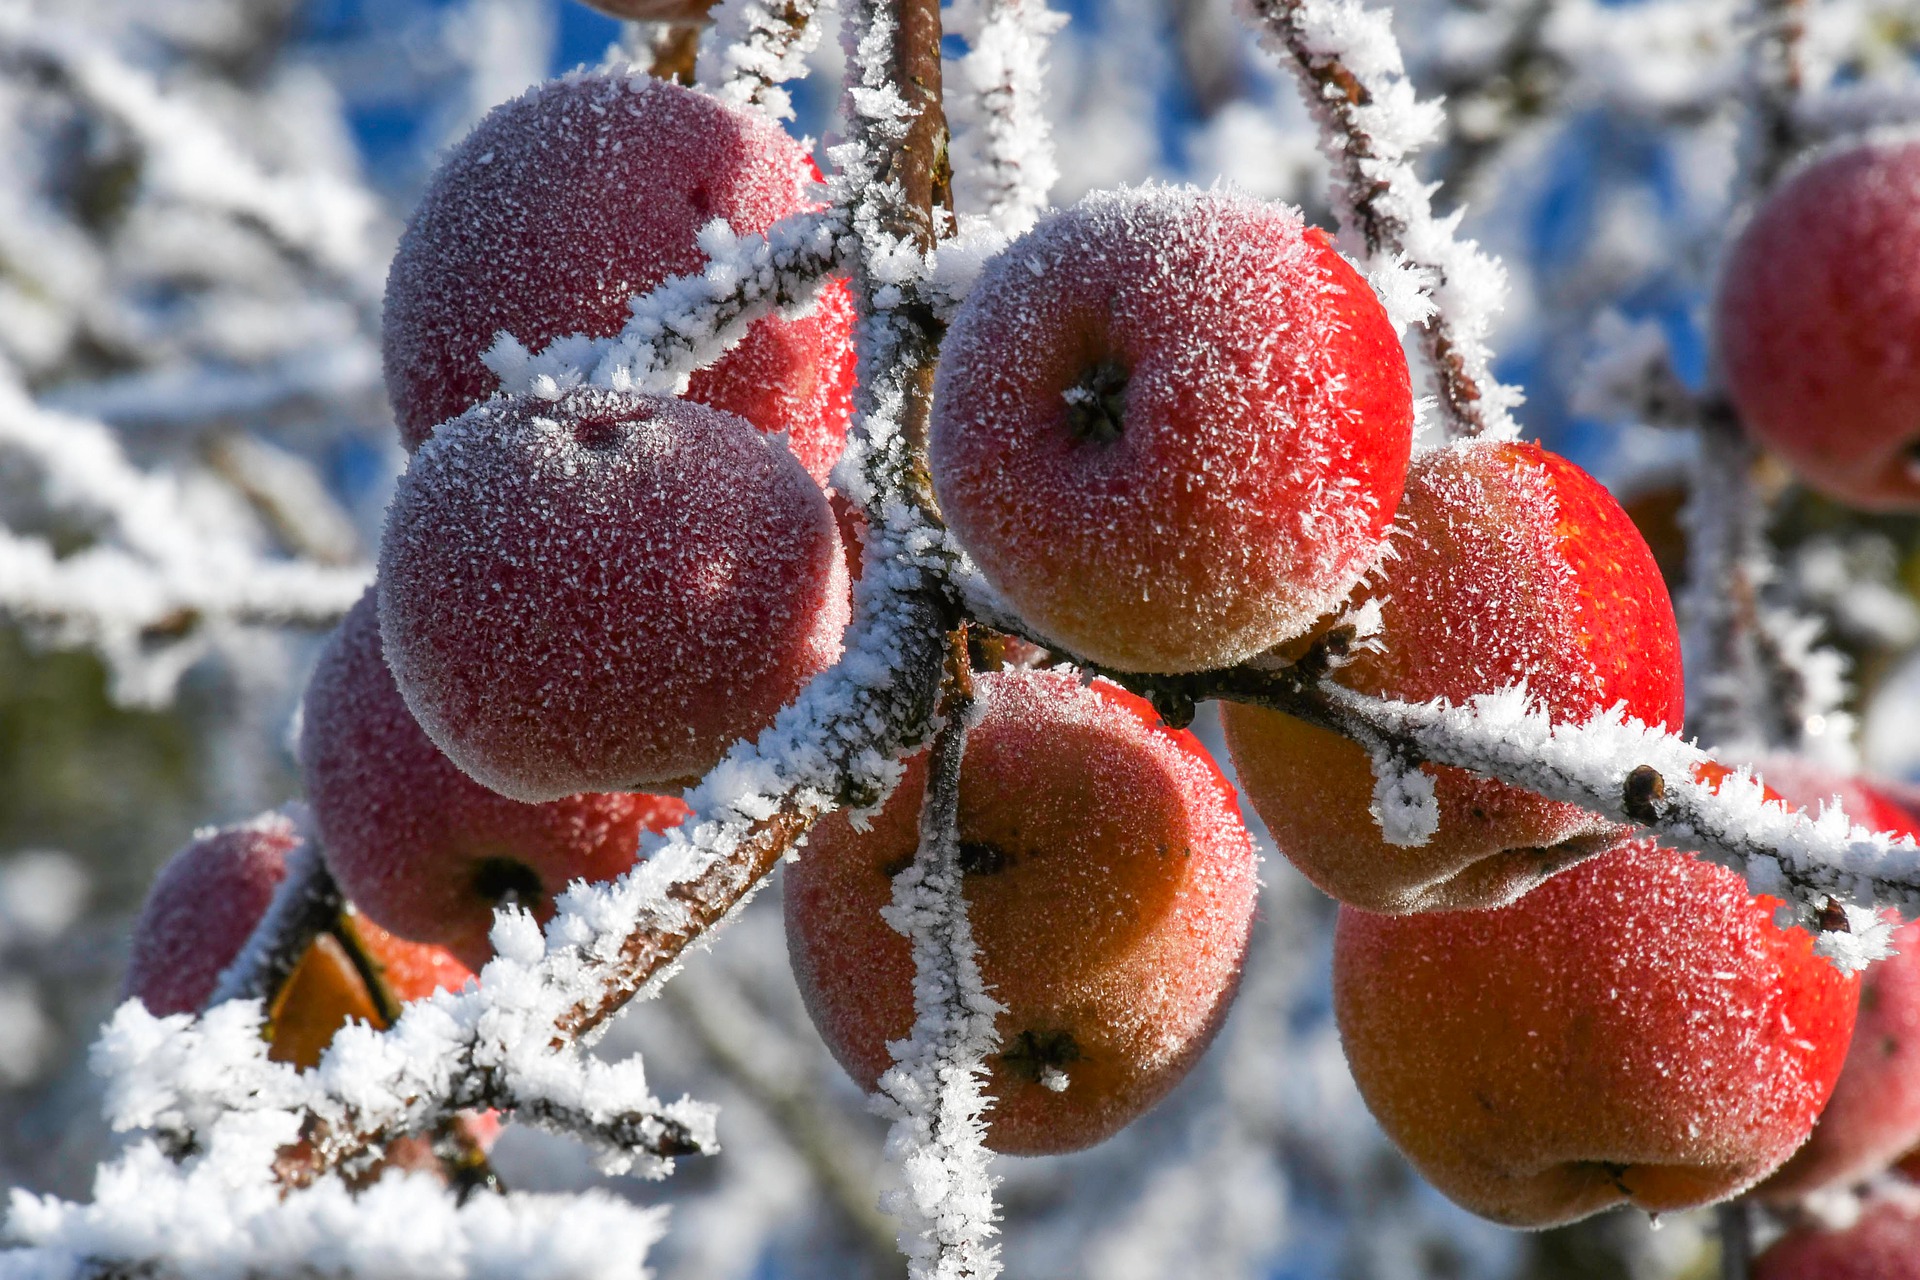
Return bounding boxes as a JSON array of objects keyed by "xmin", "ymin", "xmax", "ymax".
[
  {"xmin": 483, "ymin": 209, "xmax": 850, "ymax": 400},
  {"xmin": 1742, "ymin": 0, "xmax": 1810, "ymax": 194},
  {"xmin": 1793, "ymin": 80, "xmax": 1920, "ymax": 138},
  {"xmin": 874, "ymin": 631, "xmax": 1002, "ymax": 1280},
  {"xmin": 1244, "ymin": 0, "xmax": 1523, "ymax": 441},
  {"xmin": 648, "ymin": 21, "xmax": 703, "ymax": 85},
  {"xmin": 1115, "ymin": 662, "xmax": 1911, "ymax": 967},
  {"xmin": 1677, "ymin": 407, "xmax": 1845, "ymax": 759},
  {"xmin": 953, "ymin": 595, "xmax": 1920, "ymax": 969},
  {"xmin": 0, "ymin": 374, "xmax": 368, "ymax": 703},
  {"xmin": 1670, "ymin": 0, "xmax": 1852, "ymax": 765},
  {"xmin": 946, "ymin": 0, "xmax": 1066, "ymax": 236},
  {"xmin": 697, "ymin": 0, "xmax": 827, "ymax": 122}
]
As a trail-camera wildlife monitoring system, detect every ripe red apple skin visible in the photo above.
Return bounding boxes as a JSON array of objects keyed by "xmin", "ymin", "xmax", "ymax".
[
  {"xmin": 125, "ymin": 814, "xmax": 300, "ymax": 1015},
  {"xmin": 1754, "ymin": 1198, "xmax": 1920, "ymax": 1280},
  {"xmin": 302, "ymin": 589, "xmax": 689, "ymax": 970},
  {"xmin": 1334, "ymin": 838, "xmax": 1859, "ymax": 1229},
  {"xmin": 1753, "ymin": 765, "xmax": 1920, "ymax": 1201},
  {"xmin": 784, "ymin": 669, "xmax": 1259, "ymax": 1155},
  {"xmin": 383, "ymin": 71, "xmax": 854, "ymax": 482},
  {"xmin": 929, "ymin": 185, "xmax": 1413, "ymax": 674},
  {"xmin": 378, "ymin": 388, "xmax": 848, "ymax": 802},
  {"xmin": 1715, "ymin": 138, "xmax": 1920, "ymax": 511},
  {"xmin": 1222, "ymin": 440, "xmax": 1684, "ymax": 913}
]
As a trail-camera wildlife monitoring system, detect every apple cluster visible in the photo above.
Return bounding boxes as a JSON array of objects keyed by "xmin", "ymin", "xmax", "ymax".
[{"xmin": 117, "ymin": 54, "xmax": 1920, "ymax": 1231}]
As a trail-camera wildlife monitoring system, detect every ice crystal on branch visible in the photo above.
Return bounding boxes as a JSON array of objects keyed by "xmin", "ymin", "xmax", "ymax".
[
  {"xmin": 1246, "ymin": 0, "xmax": 1523, "ymax": 442},
  {"xmin": 946, "ymin": 0, "xmax": 1066, "ymax": 235},
  {"xmin": 698, "ymin": 0, "xmax": 827, "ymax": 122},
  {"xmin": 873, "ymin": 660, "xmax": 1003, "ymax": 1280}
]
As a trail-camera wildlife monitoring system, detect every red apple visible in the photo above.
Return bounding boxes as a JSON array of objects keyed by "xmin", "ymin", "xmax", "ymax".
[
  {"xmin": 302, "ymin": 588, "xmax": 688, "ymax": 970},
  {"xmin": 784, "ymin": 669, "xmax": 1259, "ymax": 1154},
  {"xmin": 929, "ymin": 185, "xmax": 1413, "ymax": 674},
  {"xmin": 378, "ymin": 389, "xmax": 848, "ymax": 802},
  {"xmin": 1754, "ymin": 1196, "xmax": 1920, "ymax": 1279},
  {"xmin": 1715, "ymin": 138, "xmax": 1920, "ymax": 510},
  {"xmin": 1753, "ymin": 763, "xmax": 1920, "ymax": 1200},
  {"xmin": 1334, "ymin": 837, "xmax": 1859, "ymax": 1228},
  {"xmin": 125, "ymin": 813, "xmax": 299, "ymax": 1016},
  {"xmin": 383, "ymin": 71, "xmax": 854, "ymax": 483},
  {"xmin": 1222, "ymin": 440, "xmax": 1684, "ymax": 913}
]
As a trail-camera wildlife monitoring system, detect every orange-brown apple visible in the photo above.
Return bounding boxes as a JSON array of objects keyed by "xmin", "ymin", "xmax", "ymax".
[
  {"xmin": 1223, "ymin": 439, "xmax": 1684, "ymax": 913},
  {"xmin": 1335, "ymin": 837, "xmax": 1859, "ymax": 1228}
]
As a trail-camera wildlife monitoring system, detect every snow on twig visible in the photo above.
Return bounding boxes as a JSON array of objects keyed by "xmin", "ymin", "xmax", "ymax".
[
  {"xmin": 946, "ymin": 0, "xmax": 1066, "ymax": 236},
  {"xmin": 1677, "ymin": 409, "xmax": 1847, "ymax": 760},
  {"xmin": 874, "ymin": 638, "xmax": 1002, "ymax": 1280},
  {"xmin": 697, "ymin": 0, "xmax": 828, "ymax": 122},
  {"xmin": 1666, "ymin": 0, "xmax": 1856, "ymax": 766},
  {"xmin": 1243, "ymin": 0, "xmax": 1523, "ymax": 442},
  {"xmin": 1540, "ymin": 0, "xmax": 1743, "ymax": 120},
  {"xmin": 2, "ymin": 1139, "xmax": 669, "ymax": 1280},
  {"xmin": 483, "ymin": 209, "xmax": 850, "ymax": 400},
  {"xmin": 1306, "ymin": 682, "xmax": 1914, "ymax": 968},
  {"xmin": 1793, "ymin": 82, "xmax": 1920, "ymax": 139},
  {"xmin": 960, "ymin": 591, "xmax": 1920, "ymax": 969}
]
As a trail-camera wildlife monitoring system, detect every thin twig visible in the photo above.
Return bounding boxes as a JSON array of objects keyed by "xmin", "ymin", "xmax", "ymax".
[
  {"xmin": 1719, "ymin": 1199, "xmax": 1754, "ymax": 1280},
  {"xmin": 875, "ymin": 628, "xmax": 1001, "ymax": 1279},
  {"xmin": 1246, "ymin": 0, "xmax": 1521, "ymax": 441}
]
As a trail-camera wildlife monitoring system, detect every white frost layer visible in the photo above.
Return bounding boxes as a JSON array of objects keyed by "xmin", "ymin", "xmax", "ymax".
[
  {"xmin": 946, "ymin": 0, "xmax": 1067, "ymax": 236},
  {"xmin": 1, "ymin": 1146, "xmax": 667, "ymax": 1280},
  {"xmin": 873, "ymin": 704, "xmax": 1004, "ymax": 1280},
  {"xmin": 483, "ymin": 209, "xmax": 850, "ymax": 403},
  {"xmin": 1332, "ymin": 682, "xmax": 1920, "ymax": 968},
  {"xmin": 0, "ymin": 372, "xmax": 367, "ymax": 705},
  {"xmin": 698, "ymin": 0, "xmax": 829, "ymax": 123}
]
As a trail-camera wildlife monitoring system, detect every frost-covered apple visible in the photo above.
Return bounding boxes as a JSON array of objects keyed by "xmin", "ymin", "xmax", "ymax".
[
  {"xmin": 1222, "ymin": 440, "xmax": 1683, "ymax": 913},
  {"xmin": 303, "ymin": 590, "xmax": 689, "ymax": 970},
  {"xmin": 1753, "ymin": 765, "xmax": 1920, "ymax": 1201},
  {"xmin": 1335, "ymin": 838, "xmax": 1859, "ymax": 1229},
  {"xmin": 124, "ymin": 813, "xmax": 476, "ymax": 1070},
  {"xmin": 383, "ymin": 71, "xmax": 854, "ymax": 483},
  {"xmin": 1715, "ymin": 138, "xmax": 1920, "ymax": 511},
  {"xmin": 784, "ymin": 669, "xmax": 1259, "ymax": 1154},
  {"xmin": 378, "ymin": 389, "xmax": 849, "ymax": 802},
  {"xmin": 124, "ymin": 812, "xmax": 300, "ymax": 1016},
  {"xmin": 1754, "ymin": 1196, "xmax": 1920, "ymax": 1280},
  {"xmin": 929, "ymin": 184, "xmax": 1413, "ymax": 674}
]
